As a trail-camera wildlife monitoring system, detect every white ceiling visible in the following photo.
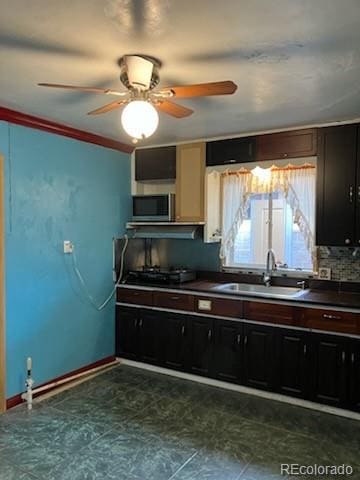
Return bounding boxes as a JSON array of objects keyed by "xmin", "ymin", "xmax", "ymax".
[{"xmin": 1, "ymin": 0, "xmax": 360, "ymax": 147}]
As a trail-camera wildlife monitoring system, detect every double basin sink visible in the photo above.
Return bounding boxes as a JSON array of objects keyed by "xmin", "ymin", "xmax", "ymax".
[{"xmin": 212, "ymin": 282, "xmax": 308, "ymax": 300}]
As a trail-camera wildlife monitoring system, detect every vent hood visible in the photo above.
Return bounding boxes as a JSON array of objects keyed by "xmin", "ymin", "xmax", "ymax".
[{"xmin": 126, "ymin": 222, "xmax": 204, "ymax": 240}]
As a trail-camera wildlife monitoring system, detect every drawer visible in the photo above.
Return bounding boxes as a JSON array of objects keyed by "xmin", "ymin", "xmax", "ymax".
[
  {"xmin": 302, "ymin": 308, "xmax": 359, "ymax": 334},
  {"xmin": 153, "ymin": 291, "xmax": 194, "ymax": 311},
  {"xmin": 116, "ymin": 288, "xmax": 153, "ymax": 306},
  {"xmin": 194, "ymin": 296, "xmax": 243, "ymax": 318},
  {"xmin": 244, "ymin": 301, "xmax": 297, "ymax": 326}
]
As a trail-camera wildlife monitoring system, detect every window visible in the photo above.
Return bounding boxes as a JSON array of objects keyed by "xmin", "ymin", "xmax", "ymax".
[{"xmin": 221, "ymin": 165, "xmax": 316, "ymax": 272}]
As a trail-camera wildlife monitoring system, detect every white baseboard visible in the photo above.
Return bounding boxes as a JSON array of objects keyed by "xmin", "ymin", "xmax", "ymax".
[{"xmin": 118, "ymin": 358, "xmax": 360, "ymax": 422}]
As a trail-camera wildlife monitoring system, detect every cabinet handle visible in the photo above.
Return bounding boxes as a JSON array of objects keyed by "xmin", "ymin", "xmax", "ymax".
[
  {"xmin": 345, "ymin": 238, "xmax": 351, "ymax": 245},
  {"xmin": 236, "ymin": 333, "xmax": 241, "ymax": 345},
  {"xmin": 349, "ymin": 185, "xmax": 354, "ymax": 203},
  {"xmin": 244, "ymin": 335, "xmax": 248, "ymax": 346},
  {"xmin": 303, "ymin": 344, "xmax": 307, "ymax": 355},
  {"xmin": 341, "ymin": 351, "xmax": 346, "ymax": 364},
  {"xmin": 358, "ymin": 186, "xmax": 360, "ymax": 203},
  {"xmin": 181, "ymin": 325, "xmax": 185, "ymax": 336},
  {"xmin": 323, "ymin": 313, "xmax": 342, "ymax": 321},
  {"xmin": 132, "ymin": 292, "xmax": 140, "ymax": 296},
  {"xmin": 351, "ymin": 352, "xmax": 355, "ymax": 364},
  {"xmin": 171, "ymin": 296, "xmax": 180, "ymax": 301},
  {"xmin": 248, "ymin": 143, "xmax": 253, "ymax": 156},
  {"xmin": 134, "ymin": 318, "xmax": 138, "ymax": 328},
  {"xmin": 139, "ymin": 318, "xmax": 143, "ymax": 328},
  {"xmin": 208, "ymin": 329, "xmax": 212, "ymax": 341}
]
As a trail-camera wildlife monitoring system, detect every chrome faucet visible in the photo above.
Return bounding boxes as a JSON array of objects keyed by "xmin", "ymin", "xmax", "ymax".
[{"xmin": 263, "ymin": 249, "xmax": 276, "ymax": 287}]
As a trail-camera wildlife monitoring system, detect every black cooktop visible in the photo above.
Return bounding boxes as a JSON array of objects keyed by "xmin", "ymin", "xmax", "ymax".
[{"xmin": 126, "ymin": 266, "xmax": 196, "ymax": 285}]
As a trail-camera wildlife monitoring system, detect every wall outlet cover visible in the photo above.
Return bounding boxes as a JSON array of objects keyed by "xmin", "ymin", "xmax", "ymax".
[
  {"xmin": 318, "ymin": 267, "xmax": 331, "ymax": 280},
  {"xmin": 63, "ymin": 240, "xmax": 74, "ymax": 254}
]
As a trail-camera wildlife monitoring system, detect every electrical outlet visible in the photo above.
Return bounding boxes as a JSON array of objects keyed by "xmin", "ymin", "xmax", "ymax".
[
  {"xmin": 318, "ymin": 267, "xmax": 331, "ymax": 280},
  {"xmin": 63, "ymin": 240, "xmax": 74, "ymax": 254}
]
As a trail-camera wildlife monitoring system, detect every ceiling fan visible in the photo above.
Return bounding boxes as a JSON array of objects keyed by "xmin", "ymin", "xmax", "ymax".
[{"xmin": 38, "ymin": 54, "xmax": 237, "ymax": 142}]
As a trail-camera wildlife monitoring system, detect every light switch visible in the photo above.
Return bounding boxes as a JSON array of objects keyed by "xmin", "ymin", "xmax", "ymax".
[{"xmin": 198, "ymin": 299, "xmax": 212, "ymax": 311}]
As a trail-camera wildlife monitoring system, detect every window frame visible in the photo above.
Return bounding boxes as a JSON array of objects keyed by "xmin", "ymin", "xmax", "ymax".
[{"xmin": 216, "ymin": 157, "xmax": 317, "ymax": 275}]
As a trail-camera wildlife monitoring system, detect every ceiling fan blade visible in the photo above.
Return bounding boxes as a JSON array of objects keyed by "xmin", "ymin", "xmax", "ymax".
[
  {"xmin": 161, "ymin": 81, "xmax": 237, "ymax": 98},
  {"xmin": 87, "ymin": 100, "xmax": 128, "ymax": 115},
  {"xmin": 156, "ymin": 100, "xmax": 193, "ymax": 118},
  {"xmin": 38, "ymin": 83, "xmax": 127, "ymax": 96}
]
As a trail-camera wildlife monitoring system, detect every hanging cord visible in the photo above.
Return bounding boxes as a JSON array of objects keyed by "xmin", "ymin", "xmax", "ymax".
[{"xmin": 71, "ymin": 235, "xmax": 129, "ymax": 311}]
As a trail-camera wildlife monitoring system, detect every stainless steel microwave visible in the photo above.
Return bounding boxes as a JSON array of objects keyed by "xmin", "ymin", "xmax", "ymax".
[{"xmin": 132, "ymin": 194, "xmax": 175, "ymax": 222}]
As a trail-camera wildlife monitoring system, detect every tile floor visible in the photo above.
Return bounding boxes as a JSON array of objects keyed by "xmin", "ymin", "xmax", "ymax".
[{"xmin": 0, "ymin": 365, "xmax": 360, "ymax": 479}]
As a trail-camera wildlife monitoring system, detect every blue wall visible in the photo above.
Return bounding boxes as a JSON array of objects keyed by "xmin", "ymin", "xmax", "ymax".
[{"xmin": 0, "ymin": 122, "xmax": 131, "ymax": 398}]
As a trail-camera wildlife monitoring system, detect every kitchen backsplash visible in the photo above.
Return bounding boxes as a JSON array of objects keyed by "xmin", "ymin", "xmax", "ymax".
[
  {"xmin": 125, "ymin": 240, "xmax": 360, "ymax": 283},
  {"xmin": 318, "ymin": 247, "xmax": 360, "ymax": 282}
]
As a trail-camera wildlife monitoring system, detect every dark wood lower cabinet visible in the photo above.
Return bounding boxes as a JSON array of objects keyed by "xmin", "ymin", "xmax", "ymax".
[
  {"xmin": 349, "ymin": 339, "xmax": 360, "ymax": 412},
  {"xmin": 275, "ymin": 329, "xmax": 309, "ymax": 398},
  {"xmin": 213, "ymin": 319, "xmax": 242, "ymax": 383},
  {"xmin": 242, "ymin": 324, "xmax": 275, "ymax": 391},
  {"xmin": 188, "ymin": 317, "xmax": 214, "ymax": 377},
  {"xmin": 309, "ymin": 333, "xmax": 348, "ymax": 407},
  {"xmin": 138, "ymin": 310, "xmax": 161, "ymax": 365},
  {"xmin": 116, "ymin": 306, "xmax": 139, "ymax": 360},
  {"xmin": 115, "ymin": 306, "xmax": 360, "ymax": 412},
  {"xmin": 161, "ymin": 312, "xmax": 188, "ymax": 371}
]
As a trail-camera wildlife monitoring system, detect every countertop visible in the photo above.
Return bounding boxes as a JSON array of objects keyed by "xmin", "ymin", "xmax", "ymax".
[{"xmin": 118, "ymin": 279, "xmax": 360, "ymax": 311}]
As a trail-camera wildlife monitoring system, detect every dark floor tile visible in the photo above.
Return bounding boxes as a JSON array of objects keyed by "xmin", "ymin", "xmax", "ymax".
[
  {"xmin": 0, "ymin": 464, "xmax": 38, "ymax": 480},
  {"xmin": 0, "ymin": 405, "xmax": 108, "ymax": 454},
  {"xmin": 0, "ymin": 443, "xmax": 68, "ymax": 478},
  {"xmin": 44, "ymin": 449, "xmax": 139, "ymax": 480},
  {"xmin": 172, "ymin": 447, "xmax": 248, "ymax": 480}
]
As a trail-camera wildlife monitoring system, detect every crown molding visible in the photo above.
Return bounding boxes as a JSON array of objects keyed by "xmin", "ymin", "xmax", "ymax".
[{"xmin": 0, "ymin": 106, "xmax": 133, "ymax": 154}]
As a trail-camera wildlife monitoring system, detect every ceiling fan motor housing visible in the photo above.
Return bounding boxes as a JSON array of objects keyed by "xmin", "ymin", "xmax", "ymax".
[{"xmin": 120, "ymin": 55, "xmax": 160, "ymax": 91}]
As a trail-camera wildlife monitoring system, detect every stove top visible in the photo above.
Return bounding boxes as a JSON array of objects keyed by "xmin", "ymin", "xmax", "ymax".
[{"xmin": 126, "ymin": 266, "xmax": 196, "ymax": 284}]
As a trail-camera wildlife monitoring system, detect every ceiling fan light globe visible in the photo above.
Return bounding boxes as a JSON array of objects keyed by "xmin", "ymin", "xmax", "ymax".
[{"xmin": 121, "ymin": 100, "xmax": 159, "ymax": 139}]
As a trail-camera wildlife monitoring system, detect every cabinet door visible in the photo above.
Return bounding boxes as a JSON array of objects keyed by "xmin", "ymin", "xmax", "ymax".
[
  {"xmin": 275, "ymin": 329, "xmax": 309, "ymax": 398},
  {"xmin": 213, "ymin": 319, "xmax": 242, "ymax": 383},
  {"xmin": 176, "ymin": 143, "xmax": 205, "ymax": 222},
  {"xmin": 242, "ymin": 324, "xmax": 275, "ymax": 391},
  {"xmin": 356, "ymin": 129, "xmax": 360, "ymax": 245},
  {"xmin": 135, "ymin": 146, "xmax": 176, "ymax": 181},
  {"xmin": 188, "ymin": 317, "xmax": 214, "ymax": 376},
  {"xmin": 206, "ymin": 137, "xmax": 255, "ymax": 166},
  {"xmin": 349, "ymin": 339, "xmax": 360, "ymax": 412},
  {"xmin": 310, "ymin": 333, "xmax": 348, "ymax": 407},
  {"xmin": 115, "ymin": 306, "xmax": 139, "ymax": 359},
  {"xmin": 161, "ymin": 312, "xmax": 188, "ymax": 371},
  {"xmin": 256, "ymin": 129, "xmax": 317, "ymax": 161},
  {"xmin": 316, "ymin": 125, "xmax": 357, "ymax": 246},
  {"xmin": 138, "ymin": 309, "xmax": 161, "ymax": 365}
]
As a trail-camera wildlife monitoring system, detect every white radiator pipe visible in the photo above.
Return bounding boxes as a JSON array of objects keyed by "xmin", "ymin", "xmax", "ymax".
[{"xmin": 21, "ymin": 359, "xmax": 119, "ymax": 406}]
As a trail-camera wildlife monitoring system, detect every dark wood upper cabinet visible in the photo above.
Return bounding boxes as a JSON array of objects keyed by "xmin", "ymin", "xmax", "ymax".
[
  {"xmin": 206, "ymin": 137, "xmax": 255, "ymax": 166},
  {"xmin": 135, "ymin": 146, "xmax": 176, "ymax": 181},
  {"xmin": 316, "ymin": 125, "xmax": 358, "ymax": 246},
  {"xmin": 256, "ymin": 128, "xmax": 317, "ymax": 161}
]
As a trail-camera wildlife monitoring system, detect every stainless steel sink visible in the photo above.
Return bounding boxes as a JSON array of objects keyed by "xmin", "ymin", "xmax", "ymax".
[{"xmin": 212, "ymin": 283, "xmax": 307, "ymax": 299}]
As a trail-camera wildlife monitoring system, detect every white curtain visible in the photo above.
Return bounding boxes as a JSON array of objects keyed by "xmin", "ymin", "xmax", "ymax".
[
  {"xmin": 220, "ymin": 171, "xmax": 250, "ymax": 260},
  {"xmin": 221, "ymin": 165, "xmax": 316, "ymax": 267}
]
